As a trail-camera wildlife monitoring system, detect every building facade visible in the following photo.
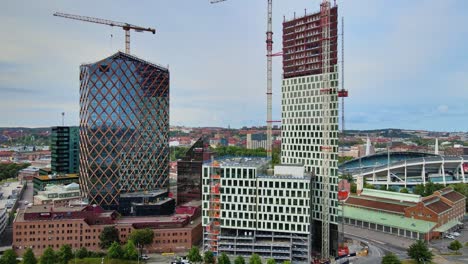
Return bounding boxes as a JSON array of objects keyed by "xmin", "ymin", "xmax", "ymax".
[
  {"xmin": 13, "ymin": 201, "xmax": 202, "ymax": 256},
  {"xmin": 33, "ymin": 183, "xmax": 81, "ymax": 207},
  {"xmin": 51, "ymin": 126, "xmax": 79, "ymax": 174},
  {"xmin": 281, "ymin": 5, "xmax": 339, "ymax": 256},
  {"xmin": 343, "ymin": 188, "xmax": 466, "ymax": 241},
  {"xmin": 202, "ymin": 158, "xmax": 312, "ymax": 263},
  {"xmin": 79, "ymin": 52, "xmax": 170, "ymax": 210},
  {"xmin": 33, "ymin": 174, "xmax": 79, "ymax": 195},
  {"xmin": 177, "ymin": 137, "xmax": 212, "ymax": 205},
  {"xmin": 246, "ymin": 133, "xmax": 268, "ymax": 150}
]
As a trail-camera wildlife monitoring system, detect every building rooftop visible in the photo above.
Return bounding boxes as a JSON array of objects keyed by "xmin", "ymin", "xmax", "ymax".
[
  {"xmin": 345, "ymin": 196, "xmax": 413, "ymax": 215},
  {"xmin": 342, "ymin": 206, "xmax": 436, "ymax": 233},
  {"xmin": 120, "ymin": 189, "xmax": 167, "ymax": 198},
  {"xmin": 360, "ymin": 188, "xmax": 421, "ymax": 203},
  {"xmin": 203, "ymin": 157, "xmax": 270, "ymax": 168},
  {"xmin": 34, "ymin": 174, "xmax": 79, "ymax": 181}
]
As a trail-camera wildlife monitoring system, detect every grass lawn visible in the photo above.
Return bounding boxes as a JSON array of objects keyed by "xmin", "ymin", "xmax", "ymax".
[
  {"xmin": 68, "ymin": 258, "xmax": 139, "ymax": 264},
  {"xmin": 0, "ymin": 178, "xmax": 18, "ymax": 185}
]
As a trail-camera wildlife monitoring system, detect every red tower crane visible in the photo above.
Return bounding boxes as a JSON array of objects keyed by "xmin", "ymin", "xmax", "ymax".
[{"xmin": 53, "ymin": 12, "xmax": 156, "ymax": 54}]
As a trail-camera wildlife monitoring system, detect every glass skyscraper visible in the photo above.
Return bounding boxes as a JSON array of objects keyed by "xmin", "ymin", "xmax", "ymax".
[{"xmin": 79, "ymin": 51, "xmax": 170, "ymax": 209}]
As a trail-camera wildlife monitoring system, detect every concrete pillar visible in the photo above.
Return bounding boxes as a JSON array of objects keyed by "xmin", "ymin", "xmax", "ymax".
[
  {"xmin": 422, "ymin": 159, "xmax": 426, "ymax": 185},
  {"xmin": 461, "ymin": 158, "xmax": 466, "ymax": 183},
  {"xmin": 441, "ymin": 158, "xmax": 446, "ymax": 186},
  {"xmin": 404, "ymin": 161, "xmax": 407, "ymax": 188}
]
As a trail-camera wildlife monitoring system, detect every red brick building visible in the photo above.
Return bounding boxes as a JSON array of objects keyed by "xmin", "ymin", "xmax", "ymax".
[{"xmin": 13, "ymin": 201, "xmax": 202, "ymax": 256}]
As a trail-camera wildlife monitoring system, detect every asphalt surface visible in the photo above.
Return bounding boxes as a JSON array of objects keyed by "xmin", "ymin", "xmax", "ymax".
[{"xmin": 18, "ymin": 182, "xmax": 33, "ymax": 209}]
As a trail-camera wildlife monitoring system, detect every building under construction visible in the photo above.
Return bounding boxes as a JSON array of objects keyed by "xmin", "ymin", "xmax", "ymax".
[{"xmin": 281, "ymin": 2, "xmax": 340, "ymax": 258}]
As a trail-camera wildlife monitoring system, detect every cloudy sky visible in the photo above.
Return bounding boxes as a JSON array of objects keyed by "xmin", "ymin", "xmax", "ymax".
[{"xmin": 1, "ymin": 0, "xmax": 467, "ymax": 131}]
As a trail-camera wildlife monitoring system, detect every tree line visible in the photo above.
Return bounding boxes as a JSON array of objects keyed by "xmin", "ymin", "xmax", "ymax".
[{"xmin": 187, "ymin": 246, "xmax": 291, "ymax": 264}]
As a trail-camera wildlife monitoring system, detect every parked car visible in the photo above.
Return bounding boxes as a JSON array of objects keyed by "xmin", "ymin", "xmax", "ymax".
[
  {"xmin": 451, "ymin": 232, "xmax": 460, "ymax": 237},
  {"xmin": 141, "ymin": 255, "xmax": 150, "ymax": 260},
  {"xmin": 445, "ymin": 234, "xmax": 455, "ymax": 239}
]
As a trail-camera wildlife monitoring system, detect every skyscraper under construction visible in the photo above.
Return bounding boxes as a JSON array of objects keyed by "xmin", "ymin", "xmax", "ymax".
[
  {"xmin": 281, "ymin": 3, "xmax": 339, "ymax": 256},
  {"xmin": 79, "ymin": 51, "xmax": 170, "ymax": 210}
]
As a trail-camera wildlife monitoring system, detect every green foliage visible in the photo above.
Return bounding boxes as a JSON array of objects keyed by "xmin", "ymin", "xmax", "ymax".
[
  {"xmin": 271, "ymin": 147, "xmax": 280, "ymax": 167},
  {"xmin": 22, "ymin": 248, "xmax": 37, "ymax": 264},
  {"xmin": 203, "ymin": 251, "xmax": 215, "ymax": 264},
  {"xmin": 76, "ymin": 247, "xmax": 89, "ymax": 259},
  {"xmin": 107, "ymin": 241, "xmax": 124, "ymax": 259},
  {"xmin": 66, "ymin": 258, "xmax": 138, "ymax": 264},
  {"xmin": 217, "ymin": 253, "xmax": 231, "ymax": 264},
  {"xmin": 0, "ymin": 163, "xmax": 30, "ymax": 182},
  {"xmin": 282, "ymin": 262, "xmax": 291, "ymax": 264},
  {"xmin": 0, "ymin": 249, "xmax": 17, "ymax": 264},
  {"xmin": 413, "ymin": 183, "xmax": 445, "ymax": 197},
  {"xmin": 211, "ymin": 146, "xmax": 267, "ymax": 158},
  {"xmin": 57, "ymin": 244, "xmax": 73, "ymax": 264},
  {"xmin": 338, "ymin": 156, "xmax": 354, "ymax": 164},
  {"xmin": 187, "ymin": 246, "xmax": 203, "ymax": 263},
  {"xmin": 266, "ymin": 259, "xmax": 276, "ymax": 264},
  {"xmin": 381, "ymin": 253, "xmax": 401, "ymax": 264},
  {"xmin": 128, "ymin": 228, "xmax": 154, "ymax": 255},
  {"xmin": 249, "ymin": 254, "xmax": 262, "ymax": 264},
  {"xmin": 123, "ymin": 240, "xmax": 138, "ymax": 260},
  {"xmin": 350, "ymin": 182, "xmax": 357, "ymax": 194},
  {"xmin": 99, "ymin": 226, "xmax": 120, "ymax": 249},
  {"xmin": 448, "ymin": 240, "xmax": 463, "ymax": 253},
  {"xmin": 170, "ymin": 146, "xmax": 189, "ymax": 161},
  {"xmin": 40, "ymin": 247, "xmax": 57, "ymax": 264},
  {"xmin": 400, "ymin": 188, "xmax": 409, "ymax": 193},
  {"xmin": 407, "ymin": 240, "xmax": 433, "ymax": 264},
  {"xmin": 234, "ymin": 256, "xmax": 246, "ymax": 264}
]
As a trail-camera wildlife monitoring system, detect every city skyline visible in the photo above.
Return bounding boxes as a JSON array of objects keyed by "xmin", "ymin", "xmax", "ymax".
[{"xmin": 1, "ymin": 0, "xmax": 468, "ymax": 131}]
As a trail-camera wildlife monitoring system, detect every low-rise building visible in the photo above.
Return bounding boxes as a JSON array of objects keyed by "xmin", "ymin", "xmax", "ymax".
[
  {"xmin": 18, "ymin": 167, "xmax": 40, "ymax": 181},
  {"xmin": 33, "ymin": 183, "xmax": 81, "ymax": 207},
  {"xmin": 13, "ymin": 201, "xmax": 202, "ymax": 256},
  {"xmin": 342, "ymin": 187, "xmax": 466, "ymax": 241},
  {"xmin": 32, "ymin": 174, "xmax": 79, "ymax": 195}
]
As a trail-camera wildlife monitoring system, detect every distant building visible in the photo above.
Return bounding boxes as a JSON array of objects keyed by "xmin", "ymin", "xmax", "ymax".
[
  {"xmin": 13, "ymin": 201, "xmax": 202, "ymax": 256},
  {"xmin": 51, "ymin": 126, "xmax": 79, "ymax": 174},
  {"xmin": 79, "ymin": 52, "xmax": 170, "ymax": 210},
  {"xmin": 18, "ymin": 167, "xmax": 40, "ymax": 181},
  {"xmin": 202, "ymin": 158, "xmax": 312, "ymax": 263},
  {"xmin": 343, "ymin": 187, "xmax": 465, "ymax": 241},
  {"xmin": 33, "ymin": 174, "xmax": 79, "ymax": 195},
  {"xmin": 246, "ymin": 133, "xmax": 267, "ymax": 150},
  {"xmin": 177, "ymin": 137, "xmax": 212, "ymax": 205},
  {"xmin": 33, "ymin": 183, "xmax": 81, "ymax": 207}
]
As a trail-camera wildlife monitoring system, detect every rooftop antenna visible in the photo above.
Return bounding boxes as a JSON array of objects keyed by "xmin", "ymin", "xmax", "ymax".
[{"xmin": 61, "ymin": 112, "xmax": 65, "ymax": 126}]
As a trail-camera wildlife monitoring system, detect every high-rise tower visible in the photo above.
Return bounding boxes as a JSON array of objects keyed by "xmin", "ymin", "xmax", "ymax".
[
  {"xmin": 51, "ymin": 126, "xmax": 79, "ymax": 174},
  {"xmin": 79, "ymin": 51, "xmax": 170, "ymax": 210},
  {"xmin": 281, "ymin": 3, "xmax": 339, "ymax": 257}
]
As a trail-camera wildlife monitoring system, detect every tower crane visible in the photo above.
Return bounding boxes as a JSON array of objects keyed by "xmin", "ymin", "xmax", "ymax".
[
  {"xmin": 53, "ymin": 12, "xmax": 156, "ymax": 54},
  {"xmin": 210, "ymin": 0, "xmax": 279, "ymax": 166}
]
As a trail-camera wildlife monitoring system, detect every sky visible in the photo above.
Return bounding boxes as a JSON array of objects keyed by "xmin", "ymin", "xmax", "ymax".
[{"xmin": 1, "ymin": 0, "xmax": 467, "ymax": 131}]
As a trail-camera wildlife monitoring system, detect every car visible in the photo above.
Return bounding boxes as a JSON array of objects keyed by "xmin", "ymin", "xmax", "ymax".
[
  {"xmin": 23, "ymin": 201, "xmax": 29, "ymax": 205},
  {"xmin": 445, "ymin": 234, "xmax": 455, "ymax": 239},
  {"xmin": 141, "ymin": 255, "xmax": 150, "ymax": 260},
  {"xmin": 451, "ymin": 232, "xmax": 460, "ymax": 237}
]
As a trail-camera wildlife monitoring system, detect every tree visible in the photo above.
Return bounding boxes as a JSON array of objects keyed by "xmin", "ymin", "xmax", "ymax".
[
  {"xmin": 129, "ymin": 228, "xmax": 154, "ymax": 255},
  {"xmin": 107, "ymin": 241, "xmax": 124, "ymax": 259},
  {"xmin": 0, "ymin": 249, "xmax": 17, "ymax": 264},
  {"xmin": 23, "ymin": 248, "xmax": 37, "ymax": 264},
  {"xmin": 76, "ymin": 247, "xmax": 88, "ymax": 259},
  {"xmin": 249, "ymin": 254, "xmax": 262, "ymax": 264},
  {"xmin": 407, "ymin": 240, "xmax": 433, "ymax": 264},
  {"xmin": 57, "ymin": 244, "xmax": 73, "ymax": 264},
  {"xmin": 40, "ymin": 247, "xmax": 57, "ymax": 264},
  {"xmin": 381, "ymin": 253, "xmax": 401, "ymax": 264},
  {"xmin": 123, "ymin": 240, "xmax": 139, "ymax": 260},
  {"xmin": 187, "ymin": 246, "xmax": 203, "ymax": 263},
  {"xmin": 234, "ymin": 256, "xmax": 246, "ymax": 264},
  {"xmin": 218, "ymin": 253, "xmax": 231, "ymax": 264},
  {"xmin": 350, "ymin": 182, "xmax": 357, "ymax": 194},
  {"xmin": 266, "ymin": 259, "xmax": 276, "ymax": 264},
  {"xmin": 448, "ymin": 240, "xmax": 463, "ymax": 253},
  {"xmin": 99, "ymin": 226, "xmax": 120, "ymax": 249},
  {"xmin": 413, "ymin": 184, "xmax": 426, "ymax": 196},
  {"xmin": 400, "ymin": 188, "xmax": 409, "ymax": 193},
  {"xmin": 282, "ymin": 262, "xmax": 291, "ymax": 264},
  {"xmin": 204, "ymin": 251, "xmax": 215, "ymax": 264}
]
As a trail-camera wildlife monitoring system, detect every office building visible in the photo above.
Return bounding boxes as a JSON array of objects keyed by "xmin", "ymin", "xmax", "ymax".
[
  {"xmin": 51, "ymin": 126, "xmax": 79, "ymax": 174},
  {"xmin": 202, "ymin": 158, "xmax": 312, "ymax": 263},
  {"xmin": 79, "ymin": 51, "xmax": 170, "ymax": 210},
  {"xmin": 177, "ymin": 137, "xmax": 212, "ymax": 205},
  {"xmin": 33, "ymin": 174, "xmax": 79, "ymax": 195},
  {"xmin": 13, "ymin": 201, "xmax": 201, "ymax": 256},
  {"xmin": 282, "ymin": 4, "xmax": 339, "ymax": 256},
  {"xmin": 33, "ymin": 183, "xmax": 81, "ymax": 207},
  {"xmin": 246, "ymin": 133, "xmax": 268, "ymax": 150}
]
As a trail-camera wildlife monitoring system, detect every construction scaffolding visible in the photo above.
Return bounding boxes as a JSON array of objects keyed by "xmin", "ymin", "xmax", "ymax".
[{"xmin": 205, "ymin": 164, "xmax": 221, "ymax": 255}]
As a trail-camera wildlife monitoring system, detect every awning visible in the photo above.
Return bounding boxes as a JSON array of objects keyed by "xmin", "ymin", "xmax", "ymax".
[{"xmin": 434, "ymin": 219, "xmax": 462, "ymax": 233}]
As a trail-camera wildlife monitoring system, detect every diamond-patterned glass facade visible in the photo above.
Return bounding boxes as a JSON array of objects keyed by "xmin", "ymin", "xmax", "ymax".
[{"xmin": 79, "ymin": 52, "xmax": 170, "ymax": 209}]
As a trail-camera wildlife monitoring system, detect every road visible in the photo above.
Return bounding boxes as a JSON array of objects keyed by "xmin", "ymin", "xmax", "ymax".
[{"xmin": 17, "ymin": 182, "xmax": 33, "ymax": 209}]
